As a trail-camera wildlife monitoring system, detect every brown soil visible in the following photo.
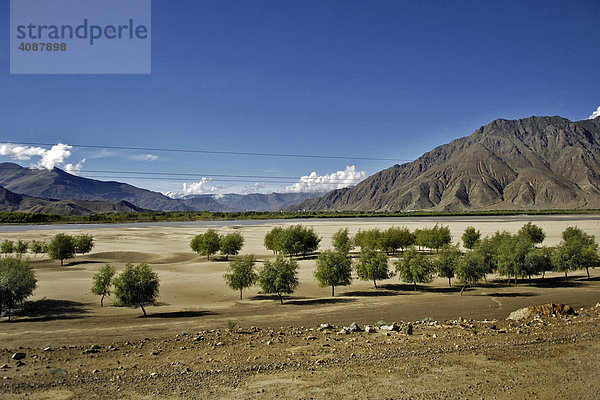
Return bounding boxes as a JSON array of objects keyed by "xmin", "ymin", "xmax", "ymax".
[{"xmin": 1, "ymin": 217, "xmax": 599, "ymax": 398}]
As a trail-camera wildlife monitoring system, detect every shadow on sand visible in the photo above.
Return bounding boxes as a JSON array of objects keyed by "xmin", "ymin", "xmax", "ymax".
[
  {"xmin": 286, "ymin": 298, "xmax": 355, "ymax": 306},
  {"xmin": 6, "ymin": 299, "xmax": 88, "ymax": 323},
  {"xmin": 341, "ymin": 290, "xmax": 400, "ymax": 297},
  {"xmin": 482, "ymin": 292, "xmax": 537, "ymax": 298},
  {"xmin": 144, "ymin": 310, "xmax": 218, "ymax": 319}
]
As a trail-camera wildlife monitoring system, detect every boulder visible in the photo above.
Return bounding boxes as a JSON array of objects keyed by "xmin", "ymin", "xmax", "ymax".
[
  {"xmin": 508, "ymin": 303, "xmax": 576, "ymax": 321},
  {"xmin": 348, "ymin": 322, "xmax": 361, "ymax": 332},
  {"xmin": 11, "ymin": 353, "xmax": 26, "ymax": 361}
]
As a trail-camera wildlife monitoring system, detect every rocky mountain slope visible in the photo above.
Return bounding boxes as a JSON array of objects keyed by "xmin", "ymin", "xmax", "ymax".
[
  {"xmin": 291, "ymin": 116, "xmax": 600, "ymax": 211},
  {"xmin": 201, "ymin": 192, "xmax": 324, "ymax": 212},
  {"xmin": 0, "ymin": 163, "xmax": 230, "ymax": 212},
  {"xmin": 0, "ymin": 185, "xmax": 148, "ymax": 215}
]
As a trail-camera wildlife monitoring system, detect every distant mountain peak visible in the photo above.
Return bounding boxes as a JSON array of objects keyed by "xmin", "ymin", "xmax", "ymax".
[{"xmin": 290, "ymin": 116, "xmax": 600, "ymax": 212}]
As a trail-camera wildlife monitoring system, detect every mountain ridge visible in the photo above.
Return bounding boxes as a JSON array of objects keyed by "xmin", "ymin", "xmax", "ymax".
[
  {"xmin": 0, "ymin": 185, "xmax": 149, "ymax": 215},
  {"xmin": 0, "ymin": 163, "xmax": 324, "ymax": 213},
  {"xmin": 290, "ymin": 116, "xmax": 600, "ymax": 211}
]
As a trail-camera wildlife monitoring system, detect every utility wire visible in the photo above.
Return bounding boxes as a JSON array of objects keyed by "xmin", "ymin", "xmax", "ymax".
[
  {"xmin": 78, "ymin": 169, "xmax": 363, "ymax": 182},
  {"xmin": 6, "ymin": 141, "xmax": 410, "ymax": 162}
]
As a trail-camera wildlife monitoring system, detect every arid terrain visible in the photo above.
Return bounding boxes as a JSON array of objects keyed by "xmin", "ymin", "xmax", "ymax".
[{"xmin": 1, "ymin": 215, "xmax": 600, "ymax": 399}]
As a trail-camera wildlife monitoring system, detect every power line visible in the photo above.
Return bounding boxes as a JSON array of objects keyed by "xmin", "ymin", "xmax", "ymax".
[
  {"xmin": 78, "ymin": 169, "xmax": 363, "ymax": 182},
  {"xmin": 80, "ymin": 169, "xmax": 303, "ymax": 179},
  {"xmin": 81, "ymin": 174, "xmax": 363, "ymax": 185},
  {"xmin": 6, "ymin": 141, "xmax": 410, "ymax": 162}
]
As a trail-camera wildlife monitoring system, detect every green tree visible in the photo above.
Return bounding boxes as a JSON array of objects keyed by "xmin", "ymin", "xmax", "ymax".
[
  {"xmin": 353, "ymin": 229, "xmax": 382, "ymax": 251},
  {"xmin": 415, "ymin": 225, "xmax": 451, "ymax": 252},
  {"xmin": 394, "ymin": 226, "xmax": 416, "ymax": 253},
  {"xmin": 220, "ymin": 232, "xmax": 245, "ymax": 261},
  {"xmin": 91, "ymin": 264, "xmax": 116, "ymax": 307},
  {"xmin": 224, "ymin": 254, "xmax": 257, "ymax": 299},
  {"xmin": 380, "ymin": 227, "xmax": 415, "ymax": 255},
  {"xmin": 258, "ymin": 255, "xmax": 299, "ymax": 304},
  {"xmin": 518, "ymin": 222, "xmax": 546, "ymax": 246},
  {"xmin": 332, "ymin": 228, "xmax": 354, "ymax": 255},
  {"xmin": 429, "ymin": 225, "xmax": 452, "ymax": 252},
  {"xmin": 29, "ymin": 240, "xmax": 45, "ymax": 257},
  {"xmin": 1, "ymin": 240, "xmax": 14, "ymax": 256},
  {"xmin": 314, "ymin": 250, "xmax": 352, "ymax": 296},
  {"xmin": 74, "ymin": 233, "xmax": 94, "ymax": 255},
  {"xmin": 279, "ymin": 225, "xmax": 321, "ymax": 258},
  {"xmin": 462, "ymin": 227, "xmax": 481, "ymax": 250},
  {"xmin": 472, "ymin": 237, "xmax": 498, "ymax": 281},
  {"xmin": 523, "ymin": 247, "xmax": 552, "ymax": 283},
  {"xmin": 496, "ymin": 234, "xmax": 531, "ymax": 284},
  {"xmin": 395, "ymin": 247, "xmax": 434, "ymax": 290},
  {"xmin": 434, "ymin": 244, "xmax": 462, "ymax": 287},
  {"xmin": 264, "ymin": 227, "xmax": 285, "ymax": 254},
  {"xmin": 552, "ymin": 227, "xmax": 599, "ymax": 280},
  {"xmin": 455, "ymin": 251, "xmax": 486, "ymax": 295},
  {"xmin": 355, "ymin": 249, "xmax": 391, "ymax": 289},
  {"xmin": 14, "ymin": 240, "xmax": 28, "ymax": 257},
  {"xmin": 414, "ymin": 228, "xmax": 428, "ymax": 251},
  {"xmin": 0, "ymin": 256, "xmax": 37, "ymax": 321},
  {"xmin": 190, "ymin": 229, "xmax": 221, "ymax": 260},
  {"xmin": 113, "ymin": 263, "xmax": 160, "ymax": 316},
  {"xmin": 47, "ymin": 234, "xmax": 76, "ymax": 266}
]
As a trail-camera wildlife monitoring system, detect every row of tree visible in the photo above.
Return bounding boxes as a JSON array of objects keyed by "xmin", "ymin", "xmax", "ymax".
[
  {"xmin": 190, "ymin": 230, "xmax": 245, "ymax": 260},
  {"xmin": 221, "ymin": 223, "xmax": 599, "ymax": 301},
  {"xmin": 1, "ymin": 234, "xmax": 94, "ymax": 266},
  {"xmin": 353, "ymin": 225, "xmax": 452, "ymax": 254},
  {"xmin": 264, "ymin": 225, "xmax": 321, "ymax": 257},
  {"xmin": 90, "ymin": 263, "xmax": 160, "ymax": 315}
]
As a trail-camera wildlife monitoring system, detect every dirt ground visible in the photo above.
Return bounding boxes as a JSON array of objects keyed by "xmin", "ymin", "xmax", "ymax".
[{"xmin": 1, "ymin": 215, "xmax": 599, "ymax": 398}]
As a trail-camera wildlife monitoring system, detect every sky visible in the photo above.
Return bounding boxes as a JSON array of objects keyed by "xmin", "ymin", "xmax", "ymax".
[{"xmin": 0, "ymin": 0, "xmax": 599, "ymax": 196}]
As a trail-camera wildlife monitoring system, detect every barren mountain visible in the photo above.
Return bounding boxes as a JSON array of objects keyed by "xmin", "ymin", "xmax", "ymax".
[
  {"xmin": 0, "ymin": 163, "xmax": 230, "ymax": 212},
  {"xmin": 0, "ymin": 185, "xmax": 148, "ymax": 215},
  {"xmin": 203, "ymin": 192, "xmax": 324, "ymax": 211},
  {"xmin": 291, "ymin": 116, "xmax": 600, "ymax": 211}
]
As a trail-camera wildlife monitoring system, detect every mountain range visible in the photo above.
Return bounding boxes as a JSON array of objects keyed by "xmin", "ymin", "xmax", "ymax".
[
  {"xmin": 0, "ymin": 185, "xmax": 148, "ymax": 215},
  {"xmin": 2, "ymin": 116, "xmax": 599, "ymax": 215},
  {"xmin": 291, "ymin": 116, "xmax": 600, "ymax": 211},
  {"xmin": 0, "ymin": 163, "xmax": 322, "ymax": 214}
]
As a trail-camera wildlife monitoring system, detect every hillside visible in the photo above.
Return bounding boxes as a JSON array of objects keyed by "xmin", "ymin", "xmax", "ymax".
[
  {"xmin": 204, "ymin": 192, "xmax": 324, "ymax": 212},
  {"xmin": 0, "ymin": 163, "xmax": 230, "ymax": 212},
  {"xmin": 291, "ymin": 116, "xmax": 600, "ymax": 211},
  {"xmin": 0, "ymin": 185, "xmax": 148, "ymax": 215}
]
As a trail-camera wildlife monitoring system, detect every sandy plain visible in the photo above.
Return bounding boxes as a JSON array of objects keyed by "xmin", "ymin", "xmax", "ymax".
[{"xmin": 1, "ymin": 215, "xmax": 600, "ymax": 399}]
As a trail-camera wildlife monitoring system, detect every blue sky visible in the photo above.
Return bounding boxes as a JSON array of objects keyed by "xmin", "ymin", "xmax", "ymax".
[{"xmin": 1, "ymin": 0, "xmax": 599, "ymax": 196}]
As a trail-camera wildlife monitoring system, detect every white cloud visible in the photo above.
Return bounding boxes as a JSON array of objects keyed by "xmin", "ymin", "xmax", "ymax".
[
  {"xmin": 88, "ymin": 149, "xmax": 159, "ymax": 162},
  {"xmin": 132, "ymin": 154, "xmax": 159, "ymax": 161},
  {"xmin": 284, "ymin": 166, "xmax": 367, "ymax": 193},
  {"xmin": 180, "ymin": 178, "xmax": 213, "ymax": 196},
  {"xmin": 0, "ymin": 144, "xmax": 46, "ymax": 160},
  {"xmin": 0, "ymin": 143, "xmax": 73, "ymax": 170},
  {"xmin": 39, "ymin": 144, "xmax": 72, "ymax": 169},
  {"xmin": 64, "ymin": 158, "xmax": 86, "ymax": 175},
  {"xmin": 240, "ymin": 181, "xmax": 266, "ymax": 194},
  {"xmin": 589, "ymin": 106, "xmax": 600, "ymax": 120}
]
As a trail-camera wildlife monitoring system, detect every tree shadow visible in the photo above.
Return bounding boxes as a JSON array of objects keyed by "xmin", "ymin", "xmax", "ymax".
[
  {"xmin": 144, "ymin": 310, "xmax": 218, "ymax": 319},
  {"xmin": 483, "ymin": 292, "xmax": 537, "ymax": 297},
  {"xmin": 7, "ymin": 299, "xmax": 88, "ymax": 323},
  {"xmin": 286, "ymin": 298, "xmax": 355, "ymax": 306},
  {"xmin": 528, "ymin": 276, "xmax": 584, "ymax": 288},
  {"xmin": 68, "ymin": 260, "xmax": 103, "ymax": 266},
  {"xmin": 421, "ymin": 286, "xmax": 464, "ymax": 294},
  {"xmin": 341, "ymin": 290, "xmax": 400, "ymax": 297},
  {"xmin": 248, "ymin": 294, "xmax": 309, "ymax": 302}
]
